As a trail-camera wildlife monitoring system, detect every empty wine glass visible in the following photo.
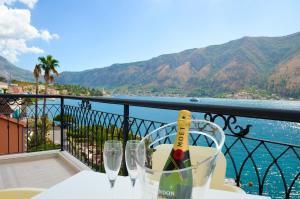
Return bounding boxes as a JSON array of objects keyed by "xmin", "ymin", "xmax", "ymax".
[
  {"xmin": 125, "ymin": 140, "xmax": 140, "ymax": 199},
  {"xmin": 103, "ymin": 140, "xmax": 123, "ymax": 199}
]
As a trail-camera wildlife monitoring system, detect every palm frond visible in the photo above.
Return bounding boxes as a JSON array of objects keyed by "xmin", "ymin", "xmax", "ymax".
[
  {"xmin": 38, "ymin": 55, "xmax": 60, "ymax": 81},
  {"xmin": 51, "ymin": 67, "xmax": 59, "ymax": 76},
  {"xmin": 49, "ymin": 75, "xmax": 54, "ymax": 83},
  {"xmin": 33, "ymin": 64, "xmax": 41, "ymax": 79}
]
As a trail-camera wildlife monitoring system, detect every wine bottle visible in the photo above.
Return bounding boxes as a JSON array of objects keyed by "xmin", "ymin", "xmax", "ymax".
[{"xmin": 157, "ymin": 110, "xmax": 193, "ymax": 199}]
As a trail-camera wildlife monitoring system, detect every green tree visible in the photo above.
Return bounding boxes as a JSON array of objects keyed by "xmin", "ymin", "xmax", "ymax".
[
  {"xmin": 38, "ymin": 55, "xmax": 60, "ymax": 116},
  {"xmin": 38, "ymin": 55, "xmax": 60, "ymax": 145}
]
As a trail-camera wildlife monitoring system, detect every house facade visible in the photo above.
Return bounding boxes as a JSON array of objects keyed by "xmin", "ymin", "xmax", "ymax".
[{"xmin": 0, "ymin": 98, "xmax": 26, "ymax": 154}]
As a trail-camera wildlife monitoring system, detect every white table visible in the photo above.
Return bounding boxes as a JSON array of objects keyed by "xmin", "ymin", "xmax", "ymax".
[{"xmin": 33, "ymin": 171, "xmax": 270, "ymax": 199}]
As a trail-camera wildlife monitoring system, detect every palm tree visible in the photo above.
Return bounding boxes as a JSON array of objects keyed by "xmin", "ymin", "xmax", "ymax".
[
  {"xmin": 38, "ymin": 55, "xmax": 59, "ymax": 147},
  {"xmin": 33, "ymin": 64, "xmax": 42, "ymax": 144},
  {"xmin": 33, "ymin": 64, "xmax": 41, "ymax": 95}
]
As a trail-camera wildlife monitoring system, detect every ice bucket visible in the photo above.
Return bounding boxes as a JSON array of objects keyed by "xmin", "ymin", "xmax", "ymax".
[{"xmin": 136, "ymin": 120, "xmax": 225, "ymax": 199}]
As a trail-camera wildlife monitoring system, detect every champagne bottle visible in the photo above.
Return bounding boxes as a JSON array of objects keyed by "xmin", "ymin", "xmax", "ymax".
[{"xmin": 157, "ymin": 110, "xmax": 193, "ymax": 199}]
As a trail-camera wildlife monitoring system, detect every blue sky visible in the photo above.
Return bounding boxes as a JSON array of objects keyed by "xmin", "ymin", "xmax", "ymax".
[{"xmin": 1, "ymin": 0, "xmax": 300, "ymax": 72}]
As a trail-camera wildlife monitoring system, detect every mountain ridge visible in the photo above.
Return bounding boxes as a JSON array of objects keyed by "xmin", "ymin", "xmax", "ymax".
[
  {"xmin": 57, "ymin": 32, "xmax": 300, "ymax": 97},
  {"xmin": 0, "ymin": 56, "xmax": 33, "ymax": 82},
  {"xmin": 59, "ymin": 32, "xmax": 300, "ymax": 73}
]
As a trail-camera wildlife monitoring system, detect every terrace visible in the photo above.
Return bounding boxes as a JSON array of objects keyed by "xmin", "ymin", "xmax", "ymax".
[{"xmin": 0, "ymin": 94, "xmax": 299, "ymax": 199}]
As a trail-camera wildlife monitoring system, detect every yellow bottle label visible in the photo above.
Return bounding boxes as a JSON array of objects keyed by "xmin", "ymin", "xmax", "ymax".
[{"xmin": 173, "ymin": 110, "xmax": 191, "ymax": 152}]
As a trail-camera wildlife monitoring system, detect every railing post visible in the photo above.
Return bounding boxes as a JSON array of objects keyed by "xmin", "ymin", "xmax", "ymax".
[
  {"xmin": 60, "ymin": 96, "xmax": 64, "ymax": 151},
  {"xmin": 122, "ymin": 104, "xmax": 129, "ymax": 176},
  {"xmin": 35, "ymin": 97, "xmax": 38, "ymax": 152}
]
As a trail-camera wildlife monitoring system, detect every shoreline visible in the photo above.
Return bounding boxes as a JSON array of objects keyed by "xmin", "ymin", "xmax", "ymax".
[{"xmin": 110, "ymin": 94, "xmax": 300, "ymax": 102}]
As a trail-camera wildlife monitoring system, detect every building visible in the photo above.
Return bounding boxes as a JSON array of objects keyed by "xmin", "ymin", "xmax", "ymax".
[
  {"xmin": 39, "ymin": 84, "xmax": 45, "ymax": 90},
  {"xmin": 8, "ymin": 85, "xmax": 24, "ymax": 94},
  {"xmin": 48, "ymin": 88, "xmax": 59, "ymax": 95},
  {"xmin": 22, "ymin": 85, "xmax": 35, "ymax": 93},
  {"xmin": 0, "ymin": 98, "xmax": 26, "ymax": 154},
  {"xmin": 0, "ymin": 115, "xmax": 26, "ymax": 154}
]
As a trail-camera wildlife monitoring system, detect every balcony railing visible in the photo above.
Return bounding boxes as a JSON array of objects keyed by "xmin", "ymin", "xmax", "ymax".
[{"xmin": 0, "ymin": 94, "xmax": 299, "ymax": 199}]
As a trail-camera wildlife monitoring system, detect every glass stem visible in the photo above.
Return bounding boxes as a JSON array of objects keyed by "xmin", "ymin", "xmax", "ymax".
[
  {"xmin": 131, "ymin": 178, "xmax": 136, "ymax": 187},
  {"xmin": 109, "ymin": 179, "xmax": 115, "ymax": 188},
  {"xmin": 131, "ymin": 178, "xmax": 136, "ymax": 199},
  {"xmin": 109, "ymin": 180, "xmax": 115, "ymax": 199}
]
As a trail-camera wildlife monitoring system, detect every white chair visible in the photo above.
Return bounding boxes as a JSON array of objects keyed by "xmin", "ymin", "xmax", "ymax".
[
  {"xmin": 152, "ymin": 144, "xmax": 245, "ymax": 193},
  {"xmin": 0, "ymin": 188, "xmax": 46, "ymax": 199}
]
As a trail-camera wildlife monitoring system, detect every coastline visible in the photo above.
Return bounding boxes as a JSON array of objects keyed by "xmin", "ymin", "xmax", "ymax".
[{"xmin": 110, "ymin": 93, "xmax": 300, "ymax": 102}]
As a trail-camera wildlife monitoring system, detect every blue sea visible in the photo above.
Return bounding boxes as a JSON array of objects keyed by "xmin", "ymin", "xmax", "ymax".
[
  {"xmin": 62, "ymin": 96, "xmax": 300, "ymax": 145},
  {"xmin": 50, "ymin": 96, "xmax": 300, "ymax": 198}
]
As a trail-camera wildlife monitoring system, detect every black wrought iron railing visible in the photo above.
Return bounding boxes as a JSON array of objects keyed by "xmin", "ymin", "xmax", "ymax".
[{"xmin": 0, "ymin": 94, "xmax": 299, "ymax": 199}]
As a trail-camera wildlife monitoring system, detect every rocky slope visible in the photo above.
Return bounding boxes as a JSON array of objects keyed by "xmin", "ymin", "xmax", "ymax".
[{"xmin": 0, "ymin": 56, "xmax": 33, "ymax": 82}]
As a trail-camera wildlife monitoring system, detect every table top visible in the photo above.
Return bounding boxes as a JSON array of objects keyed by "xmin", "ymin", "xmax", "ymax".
[{"xmin": 33, "ymin": 171, "xmax": 270, "ymax": 199}]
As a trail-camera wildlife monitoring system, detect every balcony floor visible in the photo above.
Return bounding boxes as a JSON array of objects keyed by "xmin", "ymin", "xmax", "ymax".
[{"xmin": 0, "ymin": 150, "xmax": 91, "ymax": 189}]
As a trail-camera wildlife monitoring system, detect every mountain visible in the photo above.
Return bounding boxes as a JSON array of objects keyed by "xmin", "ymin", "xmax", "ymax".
[
  {"xmin": 0, "ymin": 56, "xmax": 33, "ymax": 82},
  {"xmin": 57, "ymin": 32, "xmax": 300, "ymax": 97}
]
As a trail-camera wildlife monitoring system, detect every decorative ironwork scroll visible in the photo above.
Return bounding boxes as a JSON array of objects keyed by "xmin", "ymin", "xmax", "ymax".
[
  {"xmin": 204, "ymin": 113, "xmax": 252, "ymax": 136},
  {"xmin": 79, "ymin": 99, "xmax": 92, "ymax": 110}
]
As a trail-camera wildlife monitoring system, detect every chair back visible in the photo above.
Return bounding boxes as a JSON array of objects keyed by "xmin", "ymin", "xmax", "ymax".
[{"xmin": 0, "ymin": 188, "xmax": 46, "ymax": 199}]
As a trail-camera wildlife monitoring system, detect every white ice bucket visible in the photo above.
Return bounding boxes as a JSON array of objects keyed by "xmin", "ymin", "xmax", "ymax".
[{"xmin": 136, "ymin": 120, "xmax": 225, "ymax": 199}]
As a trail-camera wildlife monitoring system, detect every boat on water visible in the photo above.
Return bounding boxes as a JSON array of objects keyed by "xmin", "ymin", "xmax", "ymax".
[{"xmin": 190, "ymin": 98, "xmax": 200, "ymax": 102}]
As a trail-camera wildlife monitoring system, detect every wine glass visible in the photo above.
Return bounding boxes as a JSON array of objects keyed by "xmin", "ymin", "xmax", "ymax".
[
  {"xmin": 103, "ymin": 140, "xmax": 123, "ymax": 198},
  {"xmin": 125, "ymin": 140, "xmax": 140, "ymax": 199}
]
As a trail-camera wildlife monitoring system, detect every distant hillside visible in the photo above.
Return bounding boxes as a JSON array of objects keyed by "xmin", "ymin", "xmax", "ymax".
[
  {"xmin": 55, "ymin": 32, "xmax": 300, "ymax": 98},
  {"xmin": 0, "ymin": 56, "xmax": 33, "ymax": 82}
]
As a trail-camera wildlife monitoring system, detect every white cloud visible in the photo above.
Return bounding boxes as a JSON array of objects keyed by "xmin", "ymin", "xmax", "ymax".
[
  {"xmin": 0, "ymin": 0, "xmax": 38, "ymax": 9},
  {"xmin": 40, "ymin": 30, "xmax": 60, "ymax": 41},
  {"xmin": 0, "ymin": 39, "xmax": 43, "ymax": 62},
  {"xmin": 0, "ymin": 1, "xmax": 59, "ymax": 63}
]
